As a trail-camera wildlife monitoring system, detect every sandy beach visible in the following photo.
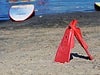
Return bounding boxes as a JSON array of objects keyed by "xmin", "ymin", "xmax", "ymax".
[{"xmin": 0, "ymin": 12, "xmax": 100, "ymax": 75}]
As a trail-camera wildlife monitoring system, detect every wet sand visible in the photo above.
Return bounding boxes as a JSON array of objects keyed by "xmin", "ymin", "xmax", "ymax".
[
  {"xmin": 0, "ymin": 11, "xmax": 100, "ymax": 28},
  {"xmin": 0, "ymin": 11, "xmax": 100, "ymax": 75}
]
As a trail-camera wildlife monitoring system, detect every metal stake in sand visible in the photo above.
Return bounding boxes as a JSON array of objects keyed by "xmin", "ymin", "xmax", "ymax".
[{"xmin": 54, "ymin": 20, "xmax": 93, "ymax": 63}]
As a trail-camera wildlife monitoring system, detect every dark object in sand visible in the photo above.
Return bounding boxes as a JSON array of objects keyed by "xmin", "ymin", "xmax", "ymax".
[{"xmin": 94, "ymin": 2, "xmax": 100, "ymax": 11}]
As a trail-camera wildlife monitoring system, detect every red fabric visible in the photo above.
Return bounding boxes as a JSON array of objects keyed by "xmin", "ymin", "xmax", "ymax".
[
  {"xmin": 55, "ymin": 28, "xmax": 74, "ymax": 63},
  {"xmin": 54, "ymin": 20, "xmax": 93, "ymax": 63}
]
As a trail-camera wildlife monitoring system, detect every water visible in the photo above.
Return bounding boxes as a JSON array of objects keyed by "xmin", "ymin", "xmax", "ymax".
[
  {"xmin": 0, "ymin": 2, "xmax": 10, "ymax": 20},
  {"xmin": 0, "ymin": 0, "xmax": 100, "ymax": 20},
  {"xmin": 34, "ymin": 0, "xmax": 100, "ymax": 15}
]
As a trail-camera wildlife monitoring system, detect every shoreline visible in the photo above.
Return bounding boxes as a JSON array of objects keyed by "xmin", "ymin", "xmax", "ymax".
[{"xmin": 0, "ymin": 11, "xmax": 100, "ymax": 29}]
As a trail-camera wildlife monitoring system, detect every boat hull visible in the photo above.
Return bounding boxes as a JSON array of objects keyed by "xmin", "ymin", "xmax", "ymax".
[
  {"xmin": 9, "ymin": 4, "xmax": 35, "ymax": 22},
  {"xmin": 94, "ymin": 2, "xmax": 100, "ymax": 11}
]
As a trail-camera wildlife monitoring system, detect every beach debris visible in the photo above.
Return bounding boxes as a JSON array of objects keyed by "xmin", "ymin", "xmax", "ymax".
[
  {"xmin": 39, "ymin": 15, "xmax": 43, "ymax": 18},
  {"xmin": 54, "ymin": 20, "xmax": 93, "ymax": 63}
]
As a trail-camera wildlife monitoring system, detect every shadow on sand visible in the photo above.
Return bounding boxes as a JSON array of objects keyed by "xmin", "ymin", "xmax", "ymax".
[{"xmin": 70, "ymin": 53, "xmax": 90, "ymax": 60}]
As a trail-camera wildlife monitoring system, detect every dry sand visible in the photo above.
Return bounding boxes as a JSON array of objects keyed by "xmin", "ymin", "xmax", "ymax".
[{"xmin": 0, "ymin": 12, "xmax": 100, "ymax": 75}]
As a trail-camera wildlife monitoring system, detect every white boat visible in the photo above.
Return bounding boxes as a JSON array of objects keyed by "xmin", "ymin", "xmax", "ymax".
[
  {"xmin": 0, "ymin": 0, "xmax": 35, "ymax": 21},
  {"xmin": 9, "ymin": 4, "xmax": 35, "ymax": 21},
  {"xmin": 9, "ymin": 0, "xmax": 35, "ymax": 21},
  {"xmin": 94, "ymin": 2, "xmax": 100, "ymax": 11}
]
